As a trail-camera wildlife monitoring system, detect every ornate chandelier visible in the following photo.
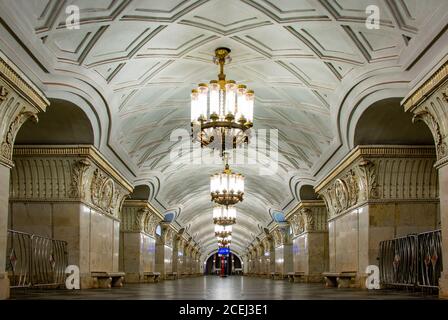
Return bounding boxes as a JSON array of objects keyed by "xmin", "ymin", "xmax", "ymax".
[
  {"xmin": 210, "ymin": 161, "xmax": 244, "ymax": 206},
  {"xmin": 215, "ymin": 225, "xmax": 232, "ymax": 238},
  {"xmin": 191, "ymin": 47, "xmax": 254, "ymax": 156},
  {"xmin": 217, "ymin": 235, "xmax": 232, "ymax": 247},
  {"xmin": 213, "ymin": 206, "xmax": 236, "ymax": 225}
]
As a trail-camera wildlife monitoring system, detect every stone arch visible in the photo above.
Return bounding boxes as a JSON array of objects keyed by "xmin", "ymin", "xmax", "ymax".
[
  {"xmin": 15, "ymin": 98, "xmax": 95, "ymax": 146},
  {"xmin": 299, "ymin": 185, "xmax": 319, "ymax": 201},
  {"xmin": 350, "ymin": 98, "xmax": 434, "ymax": 148},
  {"xmin": 129, "ymin": 185, "xmax": 151, "ymax": 201}
]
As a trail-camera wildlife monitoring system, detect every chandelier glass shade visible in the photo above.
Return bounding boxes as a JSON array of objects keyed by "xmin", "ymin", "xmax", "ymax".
[
  {"xmin": 217, "ymin": 235, "xmax": 232, "ymax": 246},
  {"xmin": 210, "ymin": 164, "xmax": 244, "ymax": 206},
  {"xmin": 215, "ymin": 225, "xmax": 232, "ymax": 238},
  {"xmin": 213, "ymin": 206, "xmax": 236, "ymax": 225},
  {"xmin": 191, "ymin": 47, "xmax": 254, "ymax": 155}
]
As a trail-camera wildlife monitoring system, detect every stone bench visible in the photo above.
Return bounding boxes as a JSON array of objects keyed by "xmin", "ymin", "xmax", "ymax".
[
  {"xmin": 165, "ymin": 272, "xmax": 178, "ymax": 280},
  {"xmin": 270, "ymin": 272, "xmax": 283, "ymax": 280},
  {"xmin": 323, "ymin": 271, "xmax": 357, "ymax": 288},
  {"xmin": 143, "ymin": 272, "xmax": 161, "ymax": 283},
  {"xmin": 287, "ymin": 272, "xmax": 305, "ymax": 283},
  {"xmin": 91, "ymin": 272, "xmax": 125, "ymax": 288}
]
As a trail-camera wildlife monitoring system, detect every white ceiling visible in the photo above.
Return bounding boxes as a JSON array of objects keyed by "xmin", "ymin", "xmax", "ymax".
[{"xmin": 1, "ymin": 0, "xmax": 447, "ymax": 254}]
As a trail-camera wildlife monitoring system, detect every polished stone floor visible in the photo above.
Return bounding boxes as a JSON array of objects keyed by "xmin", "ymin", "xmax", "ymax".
[{"xmin": 10, "ymin": 276, "xmax": 438, "ymax": 300}]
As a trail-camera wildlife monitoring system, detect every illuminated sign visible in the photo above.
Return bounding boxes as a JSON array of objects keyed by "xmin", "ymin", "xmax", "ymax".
[{"xmin": 218, "ymin": 247, "xmax": 230, "ymax": 255}]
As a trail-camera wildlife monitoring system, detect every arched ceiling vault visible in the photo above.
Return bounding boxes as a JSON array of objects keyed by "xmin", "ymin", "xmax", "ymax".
[{"xmin": 1, "ymin": 0, "xmax": 446, "ymax": 254}]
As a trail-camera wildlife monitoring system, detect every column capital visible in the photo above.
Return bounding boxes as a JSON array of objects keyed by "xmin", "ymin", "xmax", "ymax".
[
  {"xmin": 403, "ymin": 61, "xmax": 448, "ymax": 168},
  {"xmin": 10, "ymin": 145, "xmax": 133, "ymax": 219},
  {"xmin": 121, "ymin": 200, "xmax": 163, "ymax": 236},
  {"xmin": 286, "ymin": 200, "xmax": 327, "ymax": 236},
  {"xmin": 315, "ymin": 145, "xmax": 438, "ymax": 220},
  {"xmin": 0, "ymin": 53, "xmax": 49, "ymax": 167}
]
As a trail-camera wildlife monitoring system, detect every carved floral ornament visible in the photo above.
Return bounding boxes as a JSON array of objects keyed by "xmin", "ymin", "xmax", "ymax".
[
  {"xmin": 272, "ymin": 227, "xmax": 288, "ymax": 247},
  {"xmin": 121, "ymin": 206, "xmax": 162, "ymax": 236},
  {"xmin": 1, "ymin": 108, "xmax": 38, "ymax": 164},
  {"xmin": 318, "ymin": 160, "xmax": 377, "ymax": 219},
  {"xmin": 162, "ymin": 227, "xmax": 175, "ymax": 247},
  {"xmin": 289, "ymin": 207, "xmax": 315, "ymax": 236},
  {"xmin": 412, "ymin": 107, "xmax": 448, "ymax": 161},
  {"xmin": 0, "ymin": 85, "xmax": 9, "ymax": 102},
  {"xmin": 0, "ymin": 55, "xmax": 49, "ymax": 166},
  {"xmin": 10, "ymin": 146, "xmax": 133, "ymax": 219},
  {"xmin": 87, "ymin": 167, "xmax": 129, "ymax": 218}
]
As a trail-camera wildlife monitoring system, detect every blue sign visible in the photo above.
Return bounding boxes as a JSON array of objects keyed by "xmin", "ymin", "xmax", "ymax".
[{"xmin": 218, "ymin": 247, "xmax": 230, "ymax": 255}]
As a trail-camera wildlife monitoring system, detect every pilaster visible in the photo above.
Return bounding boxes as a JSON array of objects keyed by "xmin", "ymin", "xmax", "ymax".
[
  {"xmin": 120, "ymin": 200, "xmax": 163, "ymax": 282},
  {"xmin": 286, "ymin": 201, "xmax": 328, "ymax": 282},
  {"xmin": 0, "ymin": 52, "xmax": 49, "ymax": 299},
  {"xmin": 9, "ymin": 145, "xmax": 132, "ymax": 288},
  {"xmin": 316, "ymin": 145, "xmax": 439, "ymax": 287},
  {"xmin": 403, "ymin": 62, "xmax": 448, "ymax": 298}
]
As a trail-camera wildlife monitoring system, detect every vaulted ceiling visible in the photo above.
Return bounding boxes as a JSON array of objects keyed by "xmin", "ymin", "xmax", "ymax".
[{"xmin": 0, "ymin": 0, "xmax": 446, "ymax": 255}]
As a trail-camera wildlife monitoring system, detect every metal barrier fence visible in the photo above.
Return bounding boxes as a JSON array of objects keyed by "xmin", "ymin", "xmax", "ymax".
[
  {"xmin": 6, "ymin": 230, "xmax": 68, "ymax": 288},
  {"xmin": 379, "ymin": 230, "xmax": 442, "ymax": 290}
]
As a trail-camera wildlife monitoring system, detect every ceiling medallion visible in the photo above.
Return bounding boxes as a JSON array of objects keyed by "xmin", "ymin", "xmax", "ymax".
[
  {"xmin": 213, "ymin": 206, "xmax": 236, "ymax": 226},
  {"xmin": 210, "ymin": 158, "xmax": 244, "ymax": 206},
  {"xmin": 191, "ymin": 47, "xmax": 254, "ymax": 157}
]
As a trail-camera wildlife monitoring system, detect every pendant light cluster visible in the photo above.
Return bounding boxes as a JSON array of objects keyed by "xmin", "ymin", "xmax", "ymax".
[
  {"xmin": 190, "ymin": 47, "xmax": 254, "ymax": 157},
  {"xmin": 211, "ymin": 153, "xmax": 242, "ymax": 249},
  {"xmin": 190, "ymin": 47, "xmax": 255, "ymax": 252}
]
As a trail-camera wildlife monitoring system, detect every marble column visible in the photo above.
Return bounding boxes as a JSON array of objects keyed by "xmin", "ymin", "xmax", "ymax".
[
  {"xmin": 155, "ymin": 224, "xmax": 175, "ymax": 279},
  {"xmin": 120, "ymin": 200, "xmax": 163, "ymax": 282},
  {"xmin": 255, "ymin": 243, "xmax": 263, "ymax": 276},
  {"xmin": 287, "ymin": 201, "xmax": 328, "ymax": 282},
  {"xmin": 9, "ymin": 146, "xmax": 132, "ymax": 288},
  {"xmin": 262, "ymin": 237, "xmax": 274, "ymax": 276},
  {"xmin": 0, "ymin": 166, "xmax": 10, "ymax": 299},
  {"xmin": 0, "ymin": 52, "xmax": 49, "ymax": 299},
  {"xmin": 316, "ymin": 145, "xmax": 439, "ymax": 287},
  {"xmin": 403, "ymin": 63, "xmax": 448, "ymax": 298},
  {"xmin": 184, "ymin": 243, "xmax": 192, "ymax": 276},
  {"xmin": 176, "ymin": 239, "xmax": 185, "ymax": 276},
  {"xmin": 271, "ymin": 225, "xmax": 293, "ymax": 277},
  {"xmin": 172, "ymin": 236, "xmax": 179, "ymax": 276}
]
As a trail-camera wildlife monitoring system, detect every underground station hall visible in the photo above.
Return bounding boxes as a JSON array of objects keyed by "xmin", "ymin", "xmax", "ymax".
[{"xmin": 0, "ymin": 0, "xmax": 448, "ymax": 315}]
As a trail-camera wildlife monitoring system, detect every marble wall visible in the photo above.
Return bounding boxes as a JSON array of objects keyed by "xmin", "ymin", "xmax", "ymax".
[
  {"xmin": 0, "ymin": 166, "xmax": 10, "ymax": 299},
  {"xmin": 287, "ymin": 201, "xmax": 329, "ymax": 282},
  {"xmin": 328, "ymin": 202, "xmax": 439, "ymax": 274},
  {"xmin": 119, "ymin": 200, "xmax": 162, "ymax": 282},
  {"xmin": 292, "ymin": 232, "xmax": 329, "ymax": 281},
  {"xmin": 7, "ymin": 146, "xmax": 132, "ymax": 288},
  {"xmin": 317, "ymin": 146, "xmax": 440, "ymax": 287},
  {"xmin": 120, "ymin": 232, "xmax": 156, "ymax": 282},
  {"xmin": 403, "ymin": 64, "xmax": 448, "ymax": 298},
  {"xmin": 0, "ymin": 52, "xmax": 49, "ymax": 299},
  {"xmin": 9, "ymin": 201, "xmax": 121, "ymax": 287},
  {"xmin": 274, "ymin": 244, "xmax": 293, "ymax": 275},
  {"xmin": 155, "ymin": 243, "xmax": 173, "ymax": 278},
  {"xmin": 177, "ymin": 247, "xmax": 185, "ymax": 275}
]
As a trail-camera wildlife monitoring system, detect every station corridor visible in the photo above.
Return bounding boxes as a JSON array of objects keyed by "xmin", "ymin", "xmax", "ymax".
[{"xmin": 0, "ymin": 0, "xmax": 448, "ymax": 304}]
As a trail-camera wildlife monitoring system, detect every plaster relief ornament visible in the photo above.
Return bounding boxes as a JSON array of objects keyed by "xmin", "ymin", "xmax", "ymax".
[
  {"xmin": 334, "ymin": 178, "xmax": 348, "ymax": 213},
  {"xmin": 1, "ymin": 108, "xmax": 37, "ymax": 160},
  {"xmin": 0, "ymin": 85, "xmax": 9, "ymax": 102},
  {"xmin": 70, "ymin": 159, "xmax": 91, "ymax": 198},
  {"xmin": 413, "ymin": 108, "xmax": 448, "ymax": 159},
  {"xmin": 91, "ymin": 168, "xmax": 115, "ymax": 214}
]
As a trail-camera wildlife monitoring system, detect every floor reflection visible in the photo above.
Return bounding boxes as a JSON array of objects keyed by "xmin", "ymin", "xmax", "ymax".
[{"xmin": 10, "ymin": 276, "xmax": 438, "ymax": 300}]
